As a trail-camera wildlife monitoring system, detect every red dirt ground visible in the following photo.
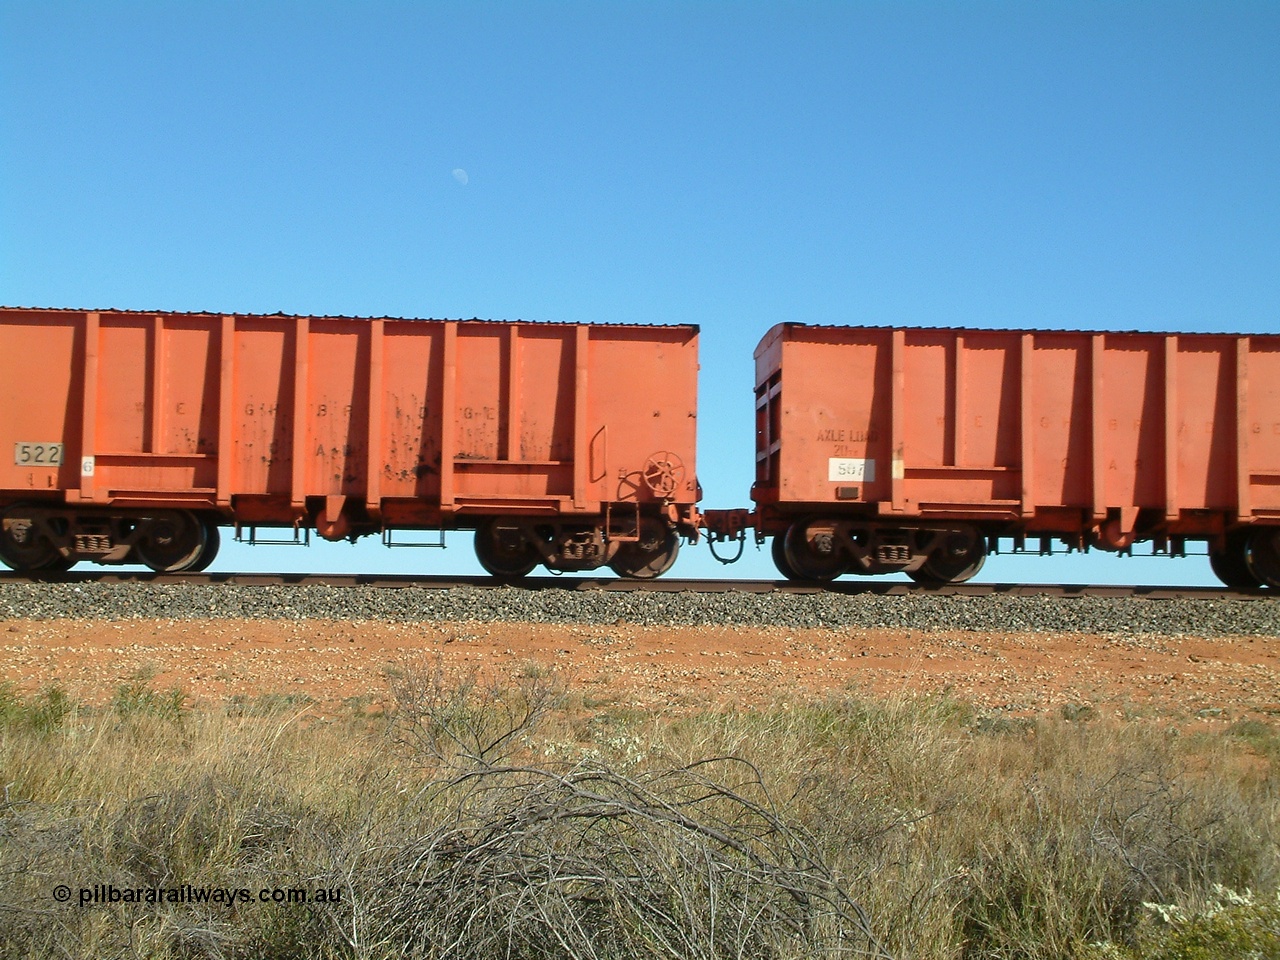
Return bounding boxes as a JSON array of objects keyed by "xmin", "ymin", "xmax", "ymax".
[{"xmin": 2, "ymin": 618, "xmax": 1277, "ymax": 723}]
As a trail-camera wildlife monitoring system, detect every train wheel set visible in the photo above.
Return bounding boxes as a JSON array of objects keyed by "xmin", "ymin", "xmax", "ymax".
[
  {"xmin": 1, "ymin": 309, "xmax": 1278, "ymax": 589},
  {"xmin": 767, "ymin": 519, "xmax": 989, "ymax": 585},
  {"xmin": 0, "ymin": 504, "xmax": 221, "ymax": 574},
  {"xmin": 471, "ymin": 514, "xmax": 681, "ymax": 580}
]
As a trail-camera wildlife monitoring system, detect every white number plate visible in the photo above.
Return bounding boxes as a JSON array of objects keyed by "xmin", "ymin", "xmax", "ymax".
[
  {"xmin": 14, "ymin": 442, "xmax": 64, "ymax": 467},
  {"xmin": 828, "ymin": 457, "xmax": 875, "ymax": 482}
]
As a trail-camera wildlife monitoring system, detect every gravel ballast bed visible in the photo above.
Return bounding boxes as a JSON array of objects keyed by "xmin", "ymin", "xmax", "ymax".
[{"xmin": 1, "ymin": 582, "xmax": 1277, "ymax": 635}]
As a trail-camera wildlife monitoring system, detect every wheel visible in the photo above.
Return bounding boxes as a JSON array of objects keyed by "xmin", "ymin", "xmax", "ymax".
[
  {"xmin": 474, "ymin": 520, "xmax": 539, "ymax": 579},
  {"xmin": 1210, "ymin": 532, "xmax": 1262, "ymax": 589},
  {"xmin": 1244, "ymin": 527, "xmax": 1280, "ymax": 589},
  {"xmin": 610, "ymin": 520, "xmax": 680, "ymax": 579},
  {"xmin": 771, "ymin": 535, "xmax": 801, "ymax": 581},
  {"xmin": 134, "ymin": 510, "xmax": 207, "ymax": 573},
  {"xmin": 908, "ymin": 532, "xmax": 987, "ymax": 586},
  {"xmin": 642, "ymin": 452, "xmax": 686, "ymax": 499},
  {"xmin": 189, "ymin": 520, "xmax": 221, "ymax": 572},
  {"xmin": 782, "ymin": 521, "xmax": 848, "ymax": 581},
  {"xmin": 0, "ymin": 507, "xmax": 62, "ymax": 572}
]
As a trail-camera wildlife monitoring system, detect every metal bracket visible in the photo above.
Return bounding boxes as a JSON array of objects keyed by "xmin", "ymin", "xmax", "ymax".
[
  {"xmin": 235, "ymin": 524, "xmax": 311, "ymax": 546},
  {"xmin": 381, "ymin": 528, "xmax": 447, "ymax": 549}
]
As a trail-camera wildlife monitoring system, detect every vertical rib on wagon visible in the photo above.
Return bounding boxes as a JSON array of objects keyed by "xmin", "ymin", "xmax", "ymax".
[
  {"xmin": 79, "ymin": 312, "xmax": 100, "ymax": 502},
  {"xmin": 365, "ymin": 318, "xmax": 385, "ymax": 525},
  {"xmin": 217, "ymin": 315, "xmax": 234, "ymax": 509},
  {"xmin": 1237, "ymin": 336, "xmax": 1251, "ymax": 521}
]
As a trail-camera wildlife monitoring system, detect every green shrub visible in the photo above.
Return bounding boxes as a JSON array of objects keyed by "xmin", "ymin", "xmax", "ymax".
[
  {"xmin": 1085, "ymin": 887, "xmax": 1280, "ymax": 960},
  {"xmin": 112, "ymin": 672, "xmax": 186, "ymax": 722},
  {"xmin": 0, "ymin": 682, "xmax": 73, "ymax": 733}
]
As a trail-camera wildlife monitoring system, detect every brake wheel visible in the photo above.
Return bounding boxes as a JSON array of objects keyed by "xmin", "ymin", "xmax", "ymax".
[{"xmin": 642, "ymin": 452, "xmax": 685, "ymax": 499}]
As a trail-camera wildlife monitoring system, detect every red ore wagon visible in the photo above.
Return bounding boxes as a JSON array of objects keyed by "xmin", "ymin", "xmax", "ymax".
[
  {"xmin": 0, "ymin": 308, "xmax": 701, "ymax": 578},
  {"xmin": 747, "ymin": 323, "xmax": 1280, "ymax": 588}
]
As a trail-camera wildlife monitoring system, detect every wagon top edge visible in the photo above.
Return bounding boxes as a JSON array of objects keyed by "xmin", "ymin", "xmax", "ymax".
[
  {"xmin": 760, "ymin": 320, "xmax": 1280, "ymax": 343},
  {"xmin": 0, "ymin": 306, "xmax": 699, "ymax": 334},
  {"xmin": 756, "ymin": 320, "xmax": 1280, "ymax": 358}
]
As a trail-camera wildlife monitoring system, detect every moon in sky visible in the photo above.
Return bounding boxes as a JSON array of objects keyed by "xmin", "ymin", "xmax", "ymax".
[{"xmin": 452, "ymin": 168, "xmax": 469, "ymax": 186}]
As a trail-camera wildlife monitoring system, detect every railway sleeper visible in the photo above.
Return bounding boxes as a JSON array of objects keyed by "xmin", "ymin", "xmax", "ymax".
[{"xmin": 0, "ymin": 504, "xmax": 221, "ymax": 574}]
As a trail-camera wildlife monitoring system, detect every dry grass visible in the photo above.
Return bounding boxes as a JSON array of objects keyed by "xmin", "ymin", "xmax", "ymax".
[{"xmin": 0, "ymin": 668, "xmax": 1276, "ymax": 959}]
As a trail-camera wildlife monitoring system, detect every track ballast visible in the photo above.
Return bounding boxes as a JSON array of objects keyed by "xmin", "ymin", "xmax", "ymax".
[
  {"xmin": 0, "ymin": 570, "xmax": 1272, "ymax": 600},
  {"xmin": 1, "ymin": 572, "xmax": 1276, "ymax": 637}
]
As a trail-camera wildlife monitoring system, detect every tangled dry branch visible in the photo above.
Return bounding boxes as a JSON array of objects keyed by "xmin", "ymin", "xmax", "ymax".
[
  {"xmin": 386, "ymin": 659, "xmax": 565, "ymax": 769},
  {"xmin": 358, "ymin": 757, "xmax": 893, "ymax": 960}
]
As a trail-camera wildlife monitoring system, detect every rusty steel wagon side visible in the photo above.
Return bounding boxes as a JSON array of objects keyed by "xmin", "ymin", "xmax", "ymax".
[
  {"xmin": 743, "ymin": 323, "xmax": 1280, "ymax": 588},
  {"xmin": 0, "ymin": 308, "xmax": 700, "ymax": 578}
]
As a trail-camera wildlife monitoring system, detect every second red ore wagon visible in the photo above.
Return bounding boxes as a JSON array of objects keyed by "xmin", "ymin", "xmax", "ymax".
[{"xmin": 742, "ymin": 323, "xmax": 1280, "ymax": 588}]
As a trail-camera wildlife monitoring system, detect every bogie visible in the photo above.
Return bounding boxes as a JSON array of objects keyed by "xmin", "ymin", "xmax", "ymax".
[
  {"xmin": 771, "ymin": 519, "xmax": 986, "ymax": 584},
  {"xmin": 473, "ymin": 515, "xmax": 682, "ymax": 580},
  {"xmin": 0, "ymin": 505, "xmax": 220, "ymax": 573}
]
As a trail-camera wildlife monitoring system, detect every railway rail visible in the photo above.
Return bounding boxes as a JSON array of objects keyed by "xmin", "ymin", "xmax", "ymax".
[{"xmin": 0, "ymin": 571, "xmax": 1270, "ymax": 601}]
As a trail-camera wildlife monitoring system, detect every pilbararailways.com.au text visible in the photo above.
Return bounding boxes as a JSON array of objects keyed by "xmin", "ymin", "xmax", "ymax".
[{"xmin": 57, "ymin": 884, "xmax": 343, "ymax": 907}]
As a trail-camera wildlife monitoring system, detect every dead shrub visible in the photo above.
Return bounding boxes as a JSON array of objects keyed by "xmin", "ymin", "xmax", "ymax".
[
  {"xmin": 354, "ymin": 758, "xmax": 892, "ymax": 960},
  {"xmin": 386, "ymin": 659, "xmax": 565, "ymax": 769}
]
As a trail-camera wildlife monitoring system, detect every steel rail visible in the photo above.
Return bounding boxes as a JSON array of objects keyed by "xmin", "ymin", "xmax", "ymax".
[{"xmin": 0, "ymin": 571, "xmax": 1271, "ymax": 600}]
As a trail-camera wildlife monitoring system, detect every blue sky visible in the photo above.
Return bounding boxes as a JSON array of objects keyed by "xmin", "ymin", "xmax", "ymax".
[{"xmin": 3, "ymin": 2, "xmax": 1278, "ymax": 583}]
